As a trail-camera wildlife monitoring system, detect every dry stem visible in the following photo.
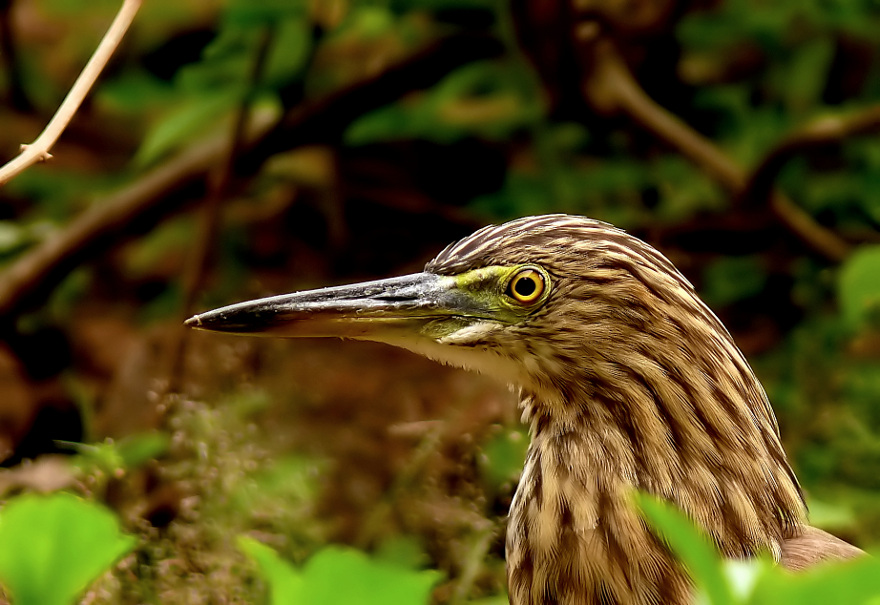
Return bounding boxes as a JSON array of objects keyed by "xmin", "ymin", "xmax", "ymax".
[
  {"xmin": 583, "ymin": 38, "xmax": 852, "ymax": 262},
  {"xmin": 0, "ymin": 0, "xmax": 142, "ymax": 186}
]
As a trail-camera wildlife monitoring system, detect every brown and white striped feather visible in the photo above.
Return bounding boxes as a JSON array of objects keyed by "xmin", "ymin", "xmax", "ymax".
[{"xmin": 427, "ymin": 215, "xmax": 862, "ymax": 605}]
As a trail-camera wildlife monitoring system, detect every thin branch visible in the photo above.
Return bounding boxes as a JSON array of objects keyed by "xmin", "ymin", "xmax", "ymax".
[
  {"xmin": 581, "ymin": 37, "xmax": 851, "ymax": 262},
  {"xmin": 165, "ymin": 25, "xmax": 276, "ymax": 395},
  {"xmin": 740, "ymin": 106, "xmax": 880, "ymax": 209},
  {"xmin": 0, "ymin": 33, "xmax": 504, "ymax": 322},
  {"xmin": 0, "ymin": 0, "xmax": 142, "ymax": 186},
  {"xmin": 449, "ymin": 523, "xmax": 500, "ymax": 605}
]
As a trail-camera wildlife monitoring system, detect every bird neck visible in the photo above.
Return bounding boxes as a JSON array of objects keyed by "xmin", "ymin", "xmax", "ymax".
[{"xmin": 506, "ymin": 331, "xmax": 807, "ymax": 604}]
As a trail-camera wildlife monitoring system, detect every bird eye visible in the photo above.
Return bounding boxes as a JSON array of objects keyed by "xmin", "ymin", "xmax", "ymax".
[{"xmin": 507, "ymin": 268, "xmax": 545, "ymax": 305}]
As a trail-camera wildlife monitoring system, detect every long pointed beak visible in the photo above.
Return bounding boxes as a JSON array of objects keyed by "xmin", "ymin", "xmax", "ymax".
[{"xmin": 185, "ymin": 272, "xmax": 483, "ymax": 341}]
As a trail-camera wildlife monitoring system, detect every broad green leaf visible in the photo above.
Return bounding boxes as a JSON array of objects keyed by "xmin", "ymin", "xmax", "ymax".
[
  {"xmin": 135, "ymin": 93, "xmax": 238, "ymax": 166},
  {"xmin": 237, "ymin": 536, "xmax": 303, "ymax": 604},
  {"xmin": 723, "ymin": 559, "xmax": 769, "ymax": 602},
  {"xmin": 0, "ymin": 492, "xmax": 136, "ymax": 605},
  {"xmin": 749, "ymin": 555, "xmax": 880, "ymax": 604},
  {"xmin": 636, "ymin": 493, "xmax": 735, "ymax": 605},
  {"xmin": 838, "ymin": 245, "xmax": 880, "ymax": 328},
  {"xmin": 238, "ymin": 539, "xmax": 443, "ymax": 605}
]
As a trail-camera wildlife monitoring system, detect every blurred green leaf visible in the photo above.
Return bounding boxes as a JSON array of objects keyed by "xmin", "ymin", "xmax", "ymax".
[
  {"xmin": 636, "ymin": 493, "xmax": 736, "ymax": 605},
  {"xmin": 135, "ymin": 92, "xmax": 238, "ymax": 165},
  {"xmin": 346, "ymin": 60, "xmax": 542, "ymax": 145},
  {"xmin": 702, "ymin": 256, "xmax": 768, "ymax": 306},
  {"xmin": 0, "ymin": 492, "xmax": 136, "ymax": 605},
  {"xmin": 116, "ymin": 432, "xmax": 170, "ymax": 468},
  {"xmin": 68, "ymin": 433, "xmax": 169, "ymax": 476},
  {"xmin": 777, "ymin": 37, "xmax": 834, "ymax": 114},
  {"xmin": 97, "ymin": 71, "xmax": 177, "ymax": 114},
  {"xmin": 749, "ymin": 555, "xmax": 880, "ymax": 604},
  {"xmin": 723, "ymin": 559, "xmax": 770, "ymax": 602},
  {"xmin": 0, "ymin": 221, "xmax": 43, "ymax": 257},
  {"xmin": 238, "ymin": 536, "xmax": 303, "ymax": 604},
  {"xmin": 230, "ymin": 455, "xmax": 323, "ymax": 515},
  {"xmin": 838, "ymin": 245, "xmax": 880, "ymax": 328},
  {"xmin": 479, "ymin": 426, "xmax": 528, "ymax": 492},
  {"xmin": 806, "ymin": 498, "xmax": 858, "ymax": 530},
  {"xmin": 375, "ymin": 535, "xmax": 431, "ymax": 569},
  {"xmin": 238, "ymin": 540, "xmax": 443, "ymax": 605}
]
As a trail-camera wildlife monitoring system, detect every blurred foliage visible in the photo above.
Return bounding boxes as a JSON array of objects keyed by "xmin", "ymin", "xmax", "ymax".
[
  {"xmin": 238, "ymin": 539, "xmax": 442, "ymax": 605},
  {"xmin": 0, "ymin": 493, "xmax": 136, "ymax": 605},
  {"xmin": 838, "ymin": 245, "xmax": 880, "ymax": 328},
  {"xmin": 638, "ymin": 492, "xmax": 880, "ymax": 604},
  {"xmin": 1, "ymin": 0, "xmax": 880, "ymax": 602}
]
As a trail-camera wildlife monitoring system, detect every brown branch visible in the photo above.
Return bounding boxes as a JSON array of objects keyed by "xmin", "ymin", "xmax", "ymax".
[
  {"xmin": 164, "ymin": 25, "xmax": 278, "ymax": 396},
  {"xmin": 0, "ymin": 0, "xmax": 142, "ymax": 185},
  {"xmin": 581, "ymin": 37, "xmax": 852, "ymax": 262},
  {"xmin": 0, "ymin": 33, "xmax": 504, "ymax": 323},
  {"xmin": 740, "ymin": 106, "xmax": 880, "ymax": 209}
]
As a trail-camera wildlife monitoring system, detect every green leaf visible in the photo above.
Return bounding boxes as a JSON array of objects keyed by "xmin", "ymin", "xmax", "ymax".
[
  {"xmin": 116, "ymin": 432, "xmax": 170, "ymax": 468},
  {"xmin": 479, "ymin": 426, "xmax": 528, "ymax": 492},
  {"xmin": 701, "ymin": 256, "xmax": 768, "ymax": 307},
  {"xmin": 749, "ymin": 555, "xmax": 880, "ymax": 604},
  {"xmin": 238, "ymin": 540, "xmax": 443, "ymax": 605},
  {"xmin": 0, "ymin": 492, "xmax": 136, "ymax": 605},
  {"xmin": 375, "ymin": 535, "xmax": 431, "ymax": 570},
  {"xmin": 636, "ymin": 493, "xmax": 736, "ymax": 605},
  {"xmin": 237, "ymin": 536, "xmax": 303, "ymax": 604},
  {"xmin": 345, "ymin": 61, "xmax": 541, "ymax": 145},
  {"xmin": 779, "ymin": 37, "xmax": 834, "ymax": 114},
  {"xmin": 838, "ymin": 245, "xmax": 880, "ymax": 328},
  {"xmin": 135, "ymin": 92, "xmax": 238, "ymax": 166}
]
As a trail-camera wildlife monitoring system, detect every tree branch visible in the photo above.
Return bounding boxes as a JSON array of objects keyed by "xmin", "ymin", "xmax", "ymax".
[
  {"xmin": 165, "ymin": 25, "xmax": 277, "ymax": 395},
  {"xmin": 0, "ymin": 0, "xmax": 142, "ymax": 186},
  {"xmin": 581, "ymin": 37, "xmax": 852, "ymax": 262},
  {"xmin": 740, "ymin": 106, "xmax": 880, "ymax": 210},
  {"xmin": 0, "ymin": 33, "xmax": 504, "ymax": 322}
]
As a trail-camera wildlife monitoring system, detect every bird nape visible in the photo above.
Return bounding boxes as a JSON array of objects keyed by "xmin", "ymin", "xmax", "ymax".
[{"xmin": 187, "ymin": 214, "xmax": 862, "ymax": 605}]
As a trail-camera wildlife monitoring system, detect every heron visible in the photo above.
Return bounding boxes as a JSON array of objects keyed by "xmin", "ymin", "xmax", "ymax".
[{"xmin": 187, "ymin": 214, "xmax": 862, "ymax": 604}]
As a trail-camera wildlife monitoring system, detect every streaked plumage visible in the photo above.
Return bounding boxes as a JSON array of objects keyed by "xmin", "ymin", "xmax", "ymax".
[{"xmin": 188, "ymin": 214, "xmax": 863, "ymax": 604}]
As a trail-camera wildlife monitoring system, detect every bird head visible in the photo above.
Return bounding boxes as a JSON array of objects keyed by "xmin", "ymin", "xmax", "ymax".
[
  {"xmin": 188, "ymin": 214, "xmax": 808, "ymax": 561},
  {"xmin": 186, "ymin": 215, "xmax": 725, "ymax": 407}
]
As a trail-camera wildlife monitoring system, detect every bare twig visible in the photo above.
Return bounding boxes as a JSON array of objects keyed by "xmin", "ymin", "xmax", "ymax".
[
  {"xmin": 0, "ymin": 33, "xmax": 504, "ymax": 322},
  {"xmin": 581, "ymin": 37, "xmax": 851, "ymax": 261},
  {"xmin": 0, "ymin": 0, "xmax": 141, "ymax": 186},
  {"xmin": 586, "ymin": 39, "xmax": 746, "ymax": 192},
  {"xmin": 449, "ymin": 522, "xmax": 500, "ymax": 605}
]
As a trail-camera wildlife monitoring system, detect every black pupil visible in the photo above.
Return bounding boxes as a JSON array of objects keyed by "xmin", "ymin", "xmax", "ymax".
[{"xmin": 514, "ymin": 275, "xmax": 537, "ymax": 297}]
